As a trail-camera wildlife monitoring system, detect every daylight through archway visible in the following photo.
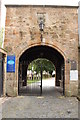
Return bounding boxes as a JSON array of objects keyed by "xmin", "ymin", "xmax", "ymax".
[{"xmin": 18, "ymin": 45, "xmax": 65, "ymax": 96}]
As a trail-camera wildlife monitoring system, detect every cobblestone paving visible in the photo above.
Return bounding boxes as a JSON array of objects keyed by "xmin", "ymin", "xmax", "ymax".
[{"xmin": 2, "ymin": 91, "xmax": 78, "ymax": 118}]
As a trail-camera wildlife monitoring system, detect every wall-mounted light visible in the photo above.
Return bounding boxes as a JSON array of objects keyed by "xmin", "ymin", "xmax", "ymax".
[
  {"xmin": 39, "ymin": 21, "xmax": 44, "ymax": 31},
  {"xmin": 39, "ymin": 21, "xmax": 44, "ymax": 42}
]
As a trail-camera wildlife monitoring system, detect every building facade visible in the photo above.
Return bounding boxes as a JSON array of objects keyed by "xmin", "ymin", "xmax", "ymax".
[{"xmin": 3, "ymin": 5, "xmax": 79, "ymax": 97}]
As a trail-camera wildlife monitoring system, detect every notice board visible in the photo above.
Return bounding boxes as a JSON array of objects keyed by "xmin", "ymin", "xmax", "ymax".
[
  {"xmin": 7, "ymin": 55, "xmax": 15, "ymax": 72},
  {"xmin": 70, "ymin": 70, "xmax": 78, "ymax": 81}
]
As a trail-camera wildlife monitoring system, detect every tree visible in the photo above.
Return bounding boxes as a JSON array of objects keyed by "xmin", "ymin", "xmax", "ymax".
[{"xmin": 28, "ymin": 58, "xmax": 55, "ymax": 75}]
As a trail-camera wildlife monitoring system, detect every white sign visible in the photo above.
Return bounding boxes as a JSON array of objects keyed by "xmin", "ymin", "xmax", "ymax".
[{"xmin": 70, "ymin": 70, "xmax": 78, "ymax": 81}]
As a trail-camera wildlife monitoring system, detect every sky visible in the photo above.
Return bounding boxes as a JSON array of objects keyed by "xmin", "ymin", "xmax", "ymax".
[{"xmin": 3, "ymin": 0, "xmax": 80, "ymax": 6}]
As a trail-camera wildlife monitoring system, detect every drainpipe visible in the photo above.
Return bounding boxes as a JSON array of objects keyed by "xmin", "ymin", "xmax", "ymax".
[{"xmin": 78, "ymin": 2, "xmax": 80, "ymax": 98}]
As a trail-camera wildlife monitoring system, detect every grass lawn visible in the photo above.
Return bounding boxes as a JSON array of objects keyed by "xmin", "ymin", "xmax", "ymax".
[
  {"xmin": 27, "ymin": 79, "xmax": 40, "ymax": 84},
  {"xmin": 27, "ymin": 77, "xmax": 54, "ymax": 84}
]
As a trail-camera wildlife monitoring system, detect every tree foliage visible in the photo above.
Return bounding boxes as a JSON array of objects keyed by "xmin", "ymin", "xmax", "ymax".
[{"xmin": 28, "ymin": 58, "xmax": 55, "ymax": 75}]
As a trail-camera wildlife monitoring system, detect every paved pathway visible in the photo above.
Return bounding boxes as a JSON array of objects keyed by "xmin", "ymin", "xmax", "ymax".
[
  {"xmin": 2, "ymin": 78, "xmax": 78, "ymax": 119},
  {"xmin": 2, "ymin": 96, "xmax": 78, "ymax": 118},
  {"xmin": 19, "ymin": 77, "xmax": 57, "ymax": 96},
  {"xmin": 0, "ymin": 97, "xmax": 10, "ymax": 120}
]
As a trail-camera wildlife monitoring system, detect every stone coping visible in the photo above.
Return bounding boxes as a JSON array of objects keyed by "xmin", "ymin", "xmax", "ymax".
[
  {"xmin": 0, "ymin": 47, "xmax": 7, "ymax": 55},
  {"xmin": 5, "ymin": 5, "xmax": 78, "ymax": 8}
]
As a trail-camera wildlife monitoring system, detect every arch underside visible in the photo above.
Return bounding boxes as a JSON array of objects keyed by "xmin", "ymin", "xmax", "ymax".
[
  {"xmin": 20, "ymin": 45, "xmax": 64, "ymax": 66},
  {"xmin": 18, "ymin": 45, "xmax": 65, "ymax": 95}
]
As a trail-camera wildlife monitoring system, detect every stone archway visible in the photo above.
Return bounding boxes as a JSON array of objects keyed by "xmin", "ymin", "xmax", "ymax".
[
  {"xmin": 17, "ymin": 44, "xmax": 67, "ymax": 96},
  {"xmin": 5, "ymin": 43, "xmax": 71, "ymax": 97}
]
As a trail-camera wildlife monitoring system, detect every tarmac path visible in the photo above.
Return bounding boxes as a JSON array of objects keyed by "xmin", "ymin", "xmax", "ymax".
[{"xmin": 2, "ymin": 78, "xmax": 79, "ymax": 119}]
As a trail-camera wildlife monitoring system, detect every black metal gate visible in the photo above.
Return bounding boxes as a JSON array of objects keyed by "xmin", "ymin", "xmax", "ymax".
[
  {"xmin": 0, "ymin": 53, "xmax": 3, "ymax": 97},
  {"xmin": 18, "ymin": 63, "xmax": 42, "ymax": 96},
  {"xmin": 61, "ymin": 64, "xmax": 65, "ymax": 96}
]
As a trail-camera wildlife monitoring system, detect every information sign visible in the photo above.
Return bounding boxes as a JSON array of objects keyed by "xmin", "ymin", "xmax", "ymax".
[{"xmin": 7, "ymin": 55, "xmax": 15, "ymax": 72}]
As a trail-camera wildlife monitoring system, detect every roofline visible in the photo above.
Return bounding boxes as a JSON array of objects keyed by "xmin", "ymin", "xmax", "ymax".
[{"xmin": 5, "ymin": 4, "xmax": 78, "ymax": 8}]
